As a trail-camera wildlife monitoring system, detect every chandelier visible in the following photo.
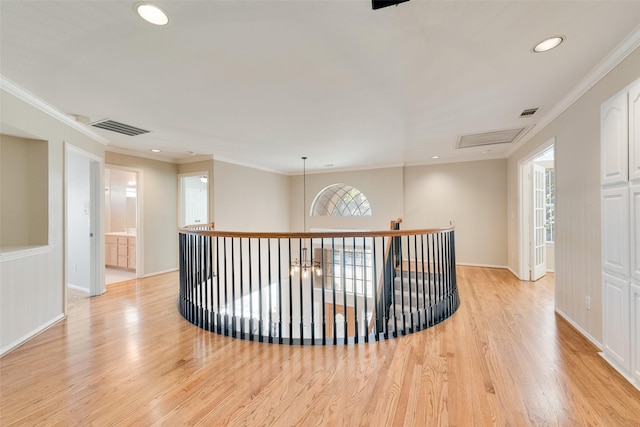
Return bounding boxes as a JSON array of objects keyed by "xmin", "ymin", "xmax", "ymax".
[{"xmin": 290, "ymin": 156, "xmax": 322, "ymax": 277}]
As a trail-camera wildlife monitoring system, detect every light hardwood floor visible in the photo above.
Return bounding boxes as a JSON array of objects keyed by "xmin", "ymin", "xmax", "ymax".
[{"xmin": 2, "ymin": 267, "xmax": 639, "ymax": 426}]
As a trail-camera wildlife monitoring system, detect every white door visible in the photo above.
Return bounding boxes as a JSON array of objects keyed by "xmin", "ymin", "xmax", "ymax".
[{"xmin": 531, "ymin": 164, "xmax": 546, "ymax": 281}]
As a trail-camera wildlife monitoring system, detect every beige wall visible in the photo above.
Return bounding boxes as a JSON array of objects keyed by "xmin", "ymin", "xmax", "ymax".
[
  {"xmin": 404, "ymin": 159, "xmax": 508, "ymax": 267},
  {"xmin": 0, "ymin": 134, "xmax": 48, "ymax": 247},
  {"xmin": 106, "ymin": 152, "xmax": 178, "ymax": 276},
  {"xmin": 507, "ymin": 46, "xmax": 640, "ymax": 344},
  {"xmin": 0, "ymin": 89, "xmax": 105, "ymax": 354},
  {"xmin": 177, "ymin": 158, "xmax": 215, "ymax": 226},
  {"xmin": 214, "ymin": 160, "xmax": 290, "ymax": 232}
]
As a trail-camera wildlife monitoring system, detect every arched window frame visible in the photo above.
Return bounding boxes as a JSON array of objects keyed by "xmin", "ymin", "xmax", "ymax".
[{"xmin": 310, "ymin": 183, "xmax": 372, "ymax": 217}]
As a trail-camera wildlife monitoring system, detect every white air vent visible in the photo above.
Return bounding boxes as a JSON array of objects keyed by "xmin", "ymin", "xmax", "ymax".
[
  {"xmin": 457, "ymin": 127, "xmax": 528, "ymax": 149},
  {"xmin": 520, "ymin": 108, "xmax": 539, "ymax": 117},
  {"xmin": 91, "ymin": 119, "xmax": 150, "ymax": 136}
]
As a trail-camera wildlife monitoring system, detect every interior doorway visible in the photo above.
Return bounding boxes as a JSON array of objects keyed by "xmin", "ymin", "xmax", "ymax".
[
  {"xmin": 104, "ymin": 165, "xmax": 142, "ymax": 285},
  {"xmin": 65, "ymin": 144, "xmax": 103, "ymax": 311},
  {"xmin": 519, "ymin": 141, "xmax": 555, "ymax": 281},
  {"xmin": 179, "ymin": 172, "xmax": 209, "ymax": 227}
]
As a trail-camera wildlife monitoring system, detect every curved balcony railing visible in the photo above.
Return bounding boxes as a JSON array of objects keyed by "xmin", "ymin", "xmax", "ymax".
[{"xmin": 178, "ymin": 220, "xmax": 459, "ymax": 345}]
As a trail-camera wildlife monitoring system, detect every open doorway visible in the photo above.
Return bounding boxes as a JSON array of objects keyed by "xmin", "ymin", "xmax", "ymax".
[
  {"xmin": 519, "ymin": 141, "xmax": 555, "ymax": 281},
  {"xmin": 65, "ymin": 145, "xmax": 103, "ymax": 311},
  {"xmin": 104, "ymin": 165, "xmax": 142, "ymax": 285},
  {"xmin": 179, "ymin": 172, "xmax": 209, "ymax": 227}
]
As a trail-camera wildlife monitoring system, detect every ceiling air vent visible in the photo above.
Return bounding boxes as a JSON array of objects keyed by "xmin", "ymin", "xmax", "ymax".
[
  {"xmin": 457, "ymin": 127, "xmax": 528, "ymax": 149},
  {"xmin": 91, "ymin": 119, "xmax": 150, "ymax": 136},
  {"xmin": 520, "ymin": 108, "xmax": 539, "ymax": 117}
]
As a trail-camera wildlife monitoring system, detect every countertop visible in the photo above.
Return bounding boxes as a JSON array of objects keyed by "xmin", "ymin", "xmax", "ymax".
[{"xmin": 105, "ymin": 232, "xmax": 137, "ymax": 237}]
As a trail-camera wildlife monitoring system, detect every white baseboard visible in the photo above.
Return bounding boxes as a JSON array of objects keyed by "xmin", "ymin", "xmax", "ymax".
[
  {"xmin": 67, "ymin": 283, "xmax": 90, "ymax": 293},
  {"xmin": 143, "ymin": 268, "xmax": 178, "ymax": 278},
  {"xmin": 599, "ymin": 352, "xmax": 640, "ymax": 392},
  {"xmin": 506, "ymin": 266, "xmax": 521, "ymax": 279},
  {"xmin": 555, "ymin": 308, "xmax": 602, "ymax": 350},
  {"xmin": 0, "ymin": 313, "xmax": 65, "ymax": 356},
  {"xmin": 456, "ymin": 262, "xmax": 508, "ymax": 270}
]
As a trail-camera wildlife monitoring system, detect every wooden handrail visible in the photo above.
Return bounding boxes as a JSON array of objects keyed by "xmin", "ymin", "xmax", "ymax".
[{"xmin": 179, "ymin": 225, "xmax": 454, "ymax": 239}]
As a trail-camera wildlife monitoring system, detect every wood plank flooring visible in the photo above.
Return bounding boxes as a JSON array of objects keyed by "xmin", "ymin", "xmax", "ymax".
[{"xmin": 2, "ymin": 267, "xmax": 640, "ymax": 426}]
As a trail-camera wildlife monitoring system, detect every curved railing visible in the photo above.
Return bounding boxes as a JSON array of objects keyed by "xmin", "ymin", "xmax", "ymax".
[{"xmin": 178, "ymin": 220, "xmax": 459, "ymax": 345}]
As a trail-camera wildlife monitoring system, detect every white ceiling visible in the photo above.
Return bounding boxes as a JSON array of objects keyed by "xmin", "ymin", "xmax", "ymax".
[{"xmin": 1, "ymin": 1, "xmax": 639, "ymax": 174}]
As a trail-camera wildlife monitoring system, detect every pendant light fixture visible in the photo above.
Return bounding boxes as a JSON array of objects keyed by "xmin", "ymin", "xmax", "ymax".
[{"xmin": 291, "ymin": 156, "xmax": 321, "ymax": 277}]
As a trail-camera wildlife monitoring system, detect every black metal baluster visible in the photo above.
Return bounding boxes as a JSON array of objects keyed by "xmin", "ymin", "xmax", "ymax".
[
  {"xmin": 310, "ymin": 237, "xmax": 316, "ymax": 345},
  {"xmin": 321, "ymin": 239, "xmax": 326, "ymax": 345},
  {"xmin": 299, "ymin": 238, "xmax": 305, "ymax": 344},
  {"xmin": 258, "ymin": 238, "xmax": 263, "ymax": 342},
  {"xmin": 342, "ymin": 237, "xmax": 348, "ymax": 345},
  {"xmin": 352, "ymin": 237, "xmax": 358, "ymax": 343},
  {"xmin": 363, "ymin": 236, "xmax": 369, "ymax": 342},
  {"xmin": 332, "ymin": 239, "xmax": 337, "ymax": 346},
  {"xmin": 419, "ymin": 234, "xmax": 426, "ymax": 330},
  {"xmin": 289, "ymin": 239, "xmax": 294, "ymax": 340},
  {"xmin": 279, "ymin": 238, "xmax": 284, "ymax": 344},
  {"xmin": 372, "ymin": 236, "xmax": 379, "ymax": 341},
  {"xmin": 248, "ymin": 238, "xmax": 254, "ymax": 341},
  {"xmin": 239, "ymin": 238, "xmax": 244, "ymax": 339},
  {"xmin": 267, "ymin": 238, "xmax": 273, "ymax": 344}
]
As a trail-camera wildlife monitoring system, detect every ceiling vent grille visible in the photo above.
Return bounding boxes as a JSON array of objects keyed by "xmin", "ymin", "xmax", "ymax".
[
  {"xmin": 91, "ymin": 119, "xmax": 150, "ymax": 136},
  {"xmin": 457, "ymin": 127, "xmax": 528, "ymax": 149},
  {"xmin": 520, "ymin": 108, "xmax": 539, "ymax": 117}
]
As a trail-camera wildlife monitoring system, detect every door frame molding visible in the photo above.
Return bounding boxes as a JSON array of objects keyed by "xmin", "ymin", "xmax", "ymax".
[
  {"xmin": 518, "ymin": 137, "xmax": 555, "ymax": 281},
  {"xmin": 105, "ymin": 164, "xmax": 144, "ymax": 279},
  {"xmin": 64, "ymin": 143, "xmax": 104, "ymax": 302}
]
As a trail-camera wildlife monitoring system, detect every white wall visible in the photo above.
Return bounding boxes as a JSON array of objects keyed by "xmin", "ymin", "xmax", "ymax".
[
  {"xmin": 0, "ymin": 88, "xmax": 105, "ymax": 355},
  {"xmin": 214, "ymin": 160, "xmax": 290, "ymax": 232},
  {"xmin": 507, "ymin": 46, "xmax": 640, "ymax": 344},
  {"xmin": 404, "ymin": 159, "xmax": 508, "ymax": 267},
  {"xmin": 66, "ymin": 149, "xmax": 91, "ymax": 291},
  {"xmin": 106, "ymin": 152, "xmax": 178, "ymax": 276}
]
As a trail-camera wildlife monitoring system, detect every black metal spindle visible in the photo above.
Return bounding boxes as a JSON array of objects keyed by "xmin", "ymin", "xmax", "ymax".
[
  {"xmin": 257, "ymin": 238, "xmax": 263, "ymax": 342},
  {"xmin": 278, "ymin": 238, "xmax": 284, "ymax": 344}
]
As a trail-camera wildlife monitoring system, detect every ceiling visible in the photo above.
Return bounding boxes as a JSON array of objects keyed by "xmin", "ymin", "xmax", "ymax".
[{"xmin": 1, "ymin": 1, "xmax": 639, "ymax": 174}]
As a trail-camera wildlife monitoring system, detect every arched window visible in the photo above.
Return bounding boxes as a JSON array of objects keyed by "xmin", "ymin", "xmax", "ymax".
[{"xmin": 311, "ymin": 184, "xmax": 372, "ymax": 216}]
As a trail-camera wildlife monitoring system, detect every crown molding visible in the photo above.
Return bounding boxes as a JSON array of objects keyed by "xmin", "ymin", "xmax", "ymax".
[
  {"xmin": 213, "ymin": 155, "xmax": 287, "ymax": 175},
  {"xmin": 506, "ymin": 23, "xmax": 640, "ymax": 157},
  {"xmin": 105, "ymin": 146, "xmax": 178, "ymax": 164},
  {"xmin": 0, "ymin": 75, "xmax": 110, "ymax": 145},
  {"xmin": 175, "ymin": 154, "xmax": 214, "ymax": 164}
]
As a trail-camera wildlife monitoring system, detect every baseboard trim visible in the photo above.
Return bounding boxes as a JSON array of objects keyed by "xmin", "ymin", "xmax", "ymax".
[
  {"xmin": 599, "ymin": 352, "xmax": 640, "ymax": 392},
  {"xmin": 456, "ymin": 262, "xmax": 508, "ymax": 270},
  {"xmin": 67, "ymin": 283, "xmax": 90, "ymax": 293},
  {"xmin": 555, "ymin": 308, "xmax": 602, "ymax": 350},
  {"xmin": 506, "ymin": 266, "xmax": 521, "ymax": 279},
  {"xmin": 0, "ymin": 313, "xmax": 65, "ymax": 356},
  {"xmin": 143, "ymin": 268, "xmax": 178, "ymax": 278}
]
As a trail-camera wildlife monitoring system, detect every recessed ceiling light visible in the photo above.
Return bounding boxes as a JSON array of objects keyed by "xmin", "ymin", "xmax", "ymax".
[
  {"xmin": 431, "ymin": 155, "xmax": 440, "ymax": 159},
  {"xmin": 150, "ymin": 149, "xmax": 161, "ymax": 153},
  {"xmin": 136, "ymin": 3, "xmax": 169, "ymax": 26},
  {"xmin": 533, "ymin": 36, "xmax": 564, "ymax": 53}
]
